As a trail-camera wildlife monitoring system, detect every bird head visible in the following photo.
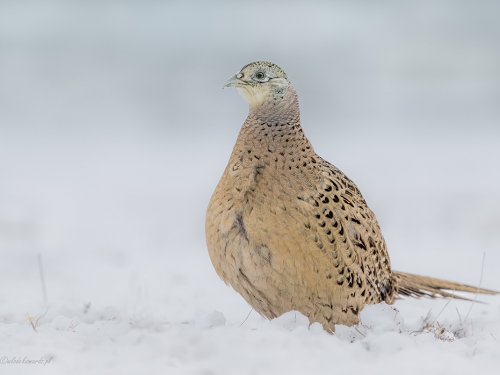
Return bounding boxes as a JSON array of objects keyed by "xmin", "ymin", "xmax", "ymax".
[{"xmin": 223, "ymin": 61, "xmax": 291, "ymax": 110}]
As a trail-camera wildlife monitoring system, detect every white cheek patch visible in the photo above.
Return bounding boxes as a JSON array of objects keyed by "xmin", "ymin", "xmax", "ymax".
[
  {"xmin": 237, "ymin": 87, "xmax": 266, "ymax": 107},
  {"xmin": 236, "ymin": 87, "xmax": 250, "ymax": 101}
]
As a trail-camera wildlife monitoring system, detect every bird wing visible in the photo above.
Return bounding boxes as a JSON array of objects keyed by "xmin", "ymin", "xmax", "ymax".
[{"xmin": 303, "ymin": 158, "xmax": 395, "ymax": 307}]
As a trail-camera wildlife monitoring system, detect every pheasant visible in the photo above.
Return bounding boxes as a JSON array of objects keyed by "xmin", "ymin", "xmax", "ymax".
[{"xmin": 205, "ymin": 61, "xmax": 498, "ymax": 332}]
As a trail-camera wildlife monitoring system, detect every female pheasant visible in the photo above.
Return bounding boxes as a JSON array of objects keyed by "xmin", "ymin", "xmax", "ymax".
[{"xmin": 205, "ymin": 61, "xmax": 497, "ymax": 332}]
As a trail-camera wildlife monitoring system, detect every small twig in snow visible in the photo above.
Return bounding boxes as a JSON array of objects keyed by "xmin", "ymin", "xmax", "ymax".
[
  {"xmin": 37, "ymin": 253, "xmax": 48, "ymax": 305},
  {"xmin": 491, "ymin": 333, "xmax": 499, "ymax": 344},
  {"xmin": 465, "ymin": 253, "xmax": 485, "ymax": 322},
  {"xmin": 431, "ymin": 290, "xmax": 455, "ymax": 326},
  {"xmin": 456, "ymin": 307, "xmax": 462, "ymax": 325},
  {"xmin": 27, "ymin": 308, "xmax": 48, "ymax": 333},
  {"xmin": 355, "ymin": 327, "xmax": 365, "ymax": 337},
  {"xmin": 27, "ymin": 313, "xmax": 38, "ymax": 333},
  {"xmin": 239, "ymin": 308, "xmax": 253, "ymax": 327}
]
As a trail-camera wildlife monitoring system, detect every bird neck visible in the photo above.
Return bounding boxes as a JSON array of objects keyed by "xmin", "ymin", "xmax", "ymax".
[
  {"xmin": 235, "ymin": 86, "xmax": 313, "ymax": 155},
  {"xmin": 247, "ymin": 85, "xmax": 300, "ymax": 124}
]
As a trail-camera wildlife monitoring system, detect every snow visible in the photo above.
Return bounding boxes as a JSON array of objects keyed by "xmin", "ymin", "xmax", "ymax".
[
  {"xmin": 1, "ymin": 295, "xmax": 500, "ymax": 374},
  {"xmin": 1, "ymin": 0, "xmax": 500, "ymax": 374},
  {"xmin": 1, "ymin": 137, "xmax": 499, "ymax": 375}
]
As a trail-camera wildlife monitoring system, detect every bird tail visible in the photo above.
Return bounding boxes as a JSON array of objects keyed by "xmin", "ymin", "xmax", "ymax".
[{"xmin": 393, "ymin": 271, "xmax": 499, "ymax": 301}]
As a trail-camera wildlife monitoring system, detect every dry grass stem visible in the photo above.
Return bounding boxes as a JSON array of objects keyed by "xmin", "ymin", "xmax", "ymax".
[
  {"xmin": 355, "ymin": 327, "xmax": 365, "ymax": 337},
  {"xmin": 431, "ymin": 290, "xmax": 455, "ymax": 326},
  {"xmin": 491, "ymin": 333, "xmax": 499, "ymax": 344},
  {"xmin": 465, "ymin": 253, "xmax": 485, "ymax": 322},
  {"xmin": 239, "ymin": 308, "xmax": 253, "ymax": 327},
  {"xmin": 67, "ymin": 319, "xmax": 76, "ymax": 331},
  {"xmin": 455, "ymin": 307, "xmax": 462, "ymax": 324},
  {"xmin": 27, "ymin": 308, "xmax": 48, "ymax": 333},
  {"xmin": 37, "ymin": 253, "xmax": 48, "ymax": 305}
]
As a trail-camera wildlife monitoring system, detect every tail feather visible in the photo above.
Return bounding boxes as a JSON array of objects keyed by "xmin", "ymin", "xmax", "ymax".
[{"xmin": 393, "ymin": 271, "xmax": 499, "ymax": 301}]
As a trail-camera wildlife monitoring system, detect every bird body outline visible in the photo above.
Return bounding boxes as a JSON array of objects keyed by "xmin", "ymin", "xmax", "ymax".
[{"xmin": 205, "ymin": 61, "xmax": 497, "ymax": 332}]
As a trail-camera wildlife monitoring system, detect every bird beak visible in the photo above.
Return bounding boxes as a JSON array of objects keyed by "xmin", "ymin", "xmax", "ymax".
[{"xmin": 222, "ymin": 75, "xmax": 243, "ymax": 89}]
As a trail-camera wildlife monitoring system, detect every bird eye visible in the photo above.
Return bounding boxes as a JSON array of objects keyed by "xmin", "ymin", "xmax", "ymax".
[{"xmin": 255, "ymin": 72, "xmax": 265, "ymax": 80}]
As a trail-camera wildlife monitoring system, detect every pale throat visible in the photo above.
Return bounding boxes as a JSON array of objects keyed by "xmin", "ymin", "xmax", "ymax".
[
  {"xmin": 237, "ymin": 87, "xmax": 267, "ymax": 109},
  {"xmin": 239, "ymin": 85, "xmax": 300, "ymax": 121}
]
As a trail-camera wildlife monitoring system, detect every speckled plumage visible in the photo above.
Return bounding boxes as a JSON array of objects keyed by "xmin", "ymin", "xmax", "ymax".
[{"xmin": 205, "ymin": 61, "xmax": 498, "ymax": 332}]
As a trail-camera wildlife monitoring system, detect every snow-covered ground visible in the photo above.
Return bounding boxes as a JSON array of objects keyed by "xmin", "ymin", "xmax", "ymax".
[
  {"xmin": 1, "ymin": 1, "xmax": 499, "ymax": 374},
  {"xmin": 1, "ymin": 136, "xmax": 499, "ymax": 375}
]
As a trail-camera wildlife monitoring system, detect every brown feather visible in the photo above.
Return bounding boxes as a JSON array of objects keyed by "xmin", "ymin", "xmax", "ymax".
[{"xmin": 394, "ymin": 271, "xmax": 499, "ymax": 301}]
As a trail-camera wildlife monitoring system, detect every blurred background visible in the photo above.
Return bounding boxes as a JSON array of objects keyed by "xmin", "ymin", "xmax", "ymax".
[{"xmin": 0, "ymin": 0, "xmax": 499, "ymax": 323}]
